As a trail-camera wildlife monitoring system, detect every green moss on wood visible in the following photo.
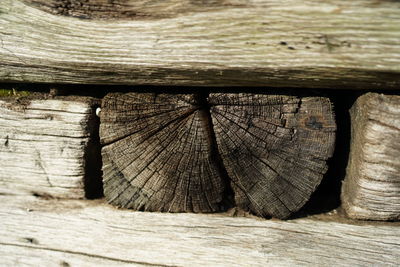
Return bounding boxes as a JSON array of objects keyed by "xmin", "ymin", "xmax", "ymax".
[{"xmin": 0, "ymin": 89, "xmax": 30, "ymax": 97}]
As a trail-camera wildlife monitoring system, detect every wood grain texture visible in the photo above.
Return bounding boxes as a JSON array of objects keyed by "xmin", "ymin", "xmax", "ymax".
[
  {"xmin": 210, "ymin": 93, "xmax": 335, "ymax": 218},
  {"xmin": 22, "ymin": 0, "xmax": 244, "ymax": 20},
  {"xmin": 1, "ymin": 195, "xmax": 400, "ymax": 266},
  {"xmin": 100, "ymin": 92, "xmax": 335, "ymax": 219},
  {"xmin": 0, "ymin": 95, "xmax": 101, "ymax": 199},
  {"xmin": 342, "ymin": 93, "xmax": 400, "ymax": 221},
  {"xmin": 100, "ymin": 93, "xmax": 229, "ymax": 213},
  {"xmin": 1, "ymin": 0, "xmax": 400, "ymax": 89}
]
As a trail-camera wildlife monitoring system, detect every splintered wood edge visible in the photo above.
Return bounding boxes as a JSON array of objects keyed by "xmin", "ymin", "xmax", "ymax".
[{"xmin": 0, "ymin": 0, "xmax": 400, "ymax": 89}]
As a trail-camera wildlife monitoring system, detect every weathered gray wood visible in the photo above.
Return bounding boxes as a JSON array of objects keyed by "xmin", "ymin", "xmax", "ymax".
[
  {"xmin": 101, "ymin": 93, "xmax": 230, "ymax": 214},
  {"xmin": 342, "ymin": 93, "xmax": 400, "ymax": 221},
  {"xmin": 1, "ymin": 195, "xmax": 399, "ymax": 266},
  {"xmin": 0, "ymin": 95, "xmax": 101, "ymax": 199},
  {"xmin": 0, "ymin": 245, "xmax": 144, "ymax": 267},
  {"xmin": 100, "ymin": 92, "xmax": 335, "ymax": 219},
  {"xmin": 210, "ymin": 93, "xmax": 336, "ymax": 218},
  {"xmin": 1, "ymin": 0, "xmax": 400, "ymax": 89}
]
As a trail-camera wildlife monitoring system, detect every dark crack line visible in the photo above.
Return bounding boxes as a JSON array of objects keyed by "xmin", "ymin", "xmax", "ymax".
[
  {"xmin": 368, "ymin": 118, "xmax": 400, "ymax": 132},
  {"xmin": 0, "ymin": 242, "xmax": 178, "ymax": 267},
  {"xmin": 35, "ymin": 149, "xmax": 53, "ymax": 187},
  {"xmin": 0, "ymin": 36, "xmax": 27, "ymax": 65}
]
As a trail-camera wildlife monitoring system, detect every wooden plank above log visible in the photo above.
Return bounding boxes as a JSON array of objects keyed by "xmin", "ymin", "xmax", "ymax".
[{"xmin": 1, "ymin": 0, "xmax": 400, "ymax": 89}]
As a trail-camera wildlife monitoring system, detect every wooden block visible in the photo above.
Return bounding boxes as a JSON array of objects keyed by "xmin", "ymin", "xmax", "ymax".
[
  {"xmin": 342, "ymin": 93, "xmax": 400, "ymax": 221},
  {"xmin": 0, "ymin": 95, "xmax": 102, "ymax": 199},
  {"xmin": 100, "ymin": 92, "xmax": 336, "ymax": 219},
  {"xmin": 1, "ymin": 0, "xmax": 400, "ymax": 89}
]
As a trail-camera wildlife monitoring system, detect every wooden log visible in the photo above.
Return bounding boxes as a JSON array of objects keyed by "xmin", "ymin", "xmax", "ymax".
[
  {"xmin": 0, "ymin": 94, "xmax": 102, "ymax": 199},
  {"xmin": 210, "ymin": 93, "xmax": 336, "ymax": 218},
  {"xmin": 341, "ymin": 93, "xmax": 400, "ymax": 221},
  {"xmin": 1, "ymin": 195, "xmax": 400, "ymax": 266},
  {"xmin": 1, "ymin": 0, "xmax": 400, "ymax": 89},
  {"xmin": 100, "ymin": 92, "xmax": 335, "ymax": 219}
]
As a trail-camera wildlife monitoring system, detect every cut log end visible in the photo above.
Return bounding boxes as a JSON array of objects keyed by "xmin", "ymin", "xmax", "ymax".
[
  {"xmin": 100, "ymin": 92, "xmax": 336, "ymax": 219},
  {"xmin": 100, "ymin": 93, "xmax": 229, "ymax": 213},
  {"xmin": 209, "ymin": 94, "xmax": 336, "ymax": 218}
]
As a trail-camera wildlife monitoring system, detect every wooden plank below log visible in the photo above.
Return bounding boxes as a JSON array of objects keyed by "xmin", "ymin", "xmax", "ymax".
[
  {"xmin": 0, "ymin": 0, "xmax": 400, "ymax": 89},
  {"xmin": 0, "ymin": 94, "xmax": 102, "ymax": 199},
  {"xmin": 342, "ymin": 93, "xmax": 400, "ymax": 221},
  {"xmin": 0, "ymin": 195, "xmax": 399, "ymax": 266}
]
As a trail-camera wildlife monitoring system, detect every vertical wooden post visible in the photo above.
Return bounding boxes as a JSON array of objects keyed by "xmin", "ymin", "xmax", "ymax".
[{"xmin": 342, "ymin": 93, "xmax": 400, "ymax": 221}]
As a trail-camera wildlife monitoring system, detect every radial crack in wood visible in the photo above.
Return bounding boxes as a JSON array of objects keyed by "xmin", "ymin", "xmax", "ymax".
[
  {"xmin": 209, "ymin": 93, "xmax": 336, "ymax": 219},
  {"xmin": 100, "ymin": 92, "xmax": 336, "ymax": 219},
  {"xmin": 100, "ymin": 93, "xmax": 229, "ymax": 213}
]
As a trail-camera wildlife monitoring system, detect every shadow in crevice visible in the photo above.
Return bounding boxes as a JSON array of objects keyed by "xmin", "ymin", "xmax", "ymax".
[
  {"xmin": 83, "ymin": 102, "xmax": 104, "ymax": 199},
  {"xmin": 194, "ymin": 92, "xmax": 236, "ymax": 211}
]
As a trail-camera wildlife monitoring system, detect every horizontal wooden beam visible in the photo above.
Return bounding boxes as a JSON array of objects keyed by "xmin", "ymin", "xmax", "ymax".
[
  {"xmin": 1, "ymin": 195, "xmax": 400, "ymax": 266},
  {"xmin": 1, "ymin": 0, "xmax": 400, "ymax": 89}
]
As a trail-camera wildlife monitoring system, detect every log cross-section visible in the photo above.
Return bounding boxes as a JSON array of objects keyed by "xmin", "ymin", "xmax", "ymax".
[
  {"xmin": 210, "ymin": 93, "xmax": 336, "ymax": 218},
  {"xmin": 100, "ymin": 92, "xmax": 336, "ymax": 219},
  {"xmin": 100, "ymin": 93, "xmax": 229, "ymax": 213}
]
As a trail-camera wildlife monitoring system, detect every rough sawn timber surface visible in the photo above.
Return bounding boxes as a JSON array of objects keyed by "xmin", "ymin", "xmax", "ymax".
[
  {"xmin": 1, "ymin": 0, "xmax": 400, "ymax": 89},
  {"xmin": 100, "ymin": 92, "xmax": 335, "ymax": 219},
  {"xmin": 1, "ymin": 195, "xmax": 400, "ymax": 266},
  {"xmin": 0, "ymin": 95, "xmax": 101, "ymax": 199},
  {"xmin": 342, "ymin": 93, "xmax": 400, "ymax": 221}
]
